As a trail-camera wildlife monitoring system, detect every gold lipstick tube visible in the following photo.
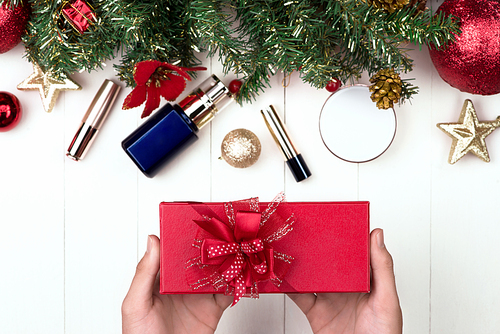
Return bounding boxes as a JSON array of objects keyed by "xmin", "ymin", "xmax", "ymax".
[{"xmin": 261, "ymin": 105, "xmax": 311, "ymax": 182}]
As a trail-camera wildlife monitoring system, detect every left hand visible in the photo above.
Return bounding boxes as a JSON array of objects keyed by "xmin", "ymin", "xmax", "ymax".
[{"xmin": 122, "ymin": 235, "xmax": 232, "ymax": 334}]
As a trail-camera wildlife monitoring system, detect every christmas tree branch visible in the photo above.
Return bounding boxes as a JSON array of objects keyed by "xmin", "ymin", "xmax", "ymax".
[
  {"xmin": 115, "ymin": 0, "xmax": 202, "ymax": 86},
  {"xmin": 378, "ymin": 6, "xmax": 460, "ymax": 50},
  {"xmin": 17, "ymin": 0, "xmax": 459, "ymax": 108},
  {"xmin": 0, "ymin": 0, "xmax": 21, "ymax": 8},
  {"xmin": 23, "ymin": 0, "xmax": 122, "ymax": 79}
]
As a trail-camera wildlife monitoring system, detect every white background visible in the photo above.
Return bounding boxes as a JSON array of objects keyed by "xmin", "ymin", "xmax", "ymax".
[{"xmin": 1, "ymin": 2, "xmax": 500, "ymax": 332}]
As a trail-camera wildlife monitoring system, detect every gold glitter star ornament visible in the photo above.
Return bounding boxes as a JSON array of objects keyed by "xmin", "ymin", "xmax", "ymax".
[
  {"xmin": 437, "ymin": 99, "xmax": 500, "ymax": 164},
  {"xmin": 17, "ymin": 64, "xmax": 81, "ymax": 113}
]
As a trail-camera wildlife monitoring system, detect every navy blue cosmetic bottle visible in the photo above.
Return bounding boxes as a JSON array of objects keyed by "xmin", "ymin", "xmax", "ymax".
[{"xmin": 122, "ymin": 75, "xmax": 233, "ymax": 177}]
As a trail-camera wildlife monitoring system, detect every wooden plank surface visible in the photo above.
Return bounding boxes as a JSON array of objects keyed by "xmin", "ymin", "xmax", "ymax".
[{"xmin": 2, "ymin": 3, "xmax": 500, "ymax": 331}]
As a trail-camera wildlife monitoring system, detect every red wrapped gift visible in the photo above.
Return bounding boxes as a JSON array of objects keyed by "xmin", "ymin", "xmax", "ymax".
[
  {"xmin": 160, "ymin": 194, "xmax": 370, "ymax": 305},
  {"xmin": 61, "ymin": 0, "xmax": 97, "ymax": 34}
]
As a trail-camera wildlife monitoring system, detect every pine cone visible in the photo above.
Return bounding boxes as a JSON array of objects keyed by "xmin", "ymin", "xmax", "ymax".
[
  {"xmin": 406, "ymin": 0, "xmax": 427, "ymax": 13},
  {"xmin": 366, "ymin": 0, "xmax": 410, "ymax": 13},
  {"xmin": 369, "ymin": 68, "xmax": 402, "ymax": 109}
]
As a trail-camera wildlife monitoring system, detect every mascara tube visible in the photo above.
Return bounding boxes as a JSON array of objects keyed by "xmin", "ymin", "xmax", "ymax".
[
  {"xmin": 67, "ymin": 79, "xmax": 121, "ymax": 161},
  {"xmin": 261, "ymin": 105, "xmax": 311, "ymax": 182}
]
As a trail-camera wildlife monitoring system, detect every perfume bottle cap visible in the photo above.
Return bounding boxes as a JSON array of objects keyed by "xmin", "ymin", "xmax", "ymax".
[
  {"xmin": 179, "ymin": 75, "xmax": 232, "ymax": 129},
  {"xmin": 67, "ymin": 79, "xmax": 121, "ymax": 161},
  {"xmin": 261, "ymin": 105, "xmax": 311, "ymax": 182}
]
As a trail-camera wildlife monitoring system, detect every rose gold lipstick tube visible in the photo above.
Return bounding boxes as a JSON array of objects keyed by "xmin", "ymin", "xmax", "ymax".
[{"xmin": 67, "ymin": 79, "xmax": 120, "ymax": 161}]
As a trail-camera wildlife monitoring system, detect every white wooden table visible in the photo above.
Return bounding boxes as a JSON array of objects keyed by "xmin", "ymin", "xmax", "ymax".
[{"xmin": 2, "ymin": 9, "xmax": 500, "ymax": 333}]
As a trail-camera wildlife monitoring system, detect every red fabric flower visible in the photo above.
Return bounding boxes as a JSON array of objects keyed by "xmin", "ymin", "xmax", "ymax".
[{"xmin": 122, "ymin": 60, "xmax": 206, "ymax": 118}]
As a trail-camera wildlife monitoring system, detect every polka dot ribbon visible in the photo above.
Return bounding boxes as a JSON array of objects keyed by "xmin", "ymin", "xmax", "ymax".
[
  {"xmin": 189, "ymin": 195, "xmax": 294, "ymax": 307},
  {"xmin": 207, "ymin": 239, "xmax": 267, "ymax": 305}
]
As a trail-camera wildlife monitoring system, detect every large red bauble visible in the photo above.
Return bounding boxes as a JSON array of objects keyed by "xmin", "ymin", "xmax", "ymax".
[
  {"xmin": 0, "ymin": 92, "xmax": 22, "ymax": 132},
  {"xmin": 429, "ymin": 0, "xmax": 500, "ymax": 95},
  {"xmin": 0, "ymin": 1, "xmax": 31, "ymax": 54}
]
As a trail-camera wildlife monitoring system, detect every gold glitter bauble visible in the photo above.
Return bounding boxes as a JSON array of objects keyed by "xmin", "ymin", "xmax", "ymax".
[
  {"xmin": 17, "ymin": 63, "xmax": 81, "ymax": 113},
  {"xmin": 221, "ymin": 128, "xmax": 261, "ymax": 168},
  {"xmin": 437, "ymin": 99, "xmax": 500, "ymax": 164}
]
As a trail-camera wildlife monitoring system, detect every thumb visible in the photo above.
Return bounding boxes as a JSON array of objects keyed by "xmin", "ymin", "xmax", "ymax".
[
  {"xmin": 370, "ymin": 229, "xmax": 398, "ymax": 303},
  {"xmin": 123, "ymin": 235, "xmax": 161, "ymax": 312}
]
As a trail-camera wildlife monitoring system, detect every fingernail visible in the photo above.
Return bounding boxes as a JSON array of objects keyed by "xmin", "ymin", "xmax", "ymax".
[
  {"xmin": 377, "ymin": 229, "xmax": 385, "ymax": 249},
  {"xmin": 146, "ymin": 235, "xmax": 152, "ymax": 254}
]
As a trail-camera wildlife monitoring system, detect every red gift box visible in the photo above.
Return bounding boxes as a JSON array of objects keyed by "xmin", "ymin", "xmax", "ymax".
[
  {"xmin": 160, "ymin": 196, "xmax": 370, "ymax": 304},
  {"xmin": 61, "ymin": 0, "xmax": 97, "ymax": 34}
]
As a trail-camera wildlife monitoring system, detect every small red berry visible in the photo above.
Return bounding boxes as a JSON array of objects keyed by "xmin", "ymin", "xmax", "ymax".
[
  {"xmin": 325, "ymin": 78, "xmax": 341, "ymax": 93},
  {"xmin": 229, "ymin": 79, "xmax": 243, "ymax": 94}
]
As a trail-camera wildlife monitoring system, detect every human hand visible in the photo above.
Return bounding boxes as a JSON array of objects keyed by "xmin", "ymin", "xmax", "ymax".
[
  {"xmin": 288, "ymin": 228, "xmax": 403, "ymax": 334},
  {"xmin": 122, "ymin": 235, "xmax": 233, "ymax": 334}
]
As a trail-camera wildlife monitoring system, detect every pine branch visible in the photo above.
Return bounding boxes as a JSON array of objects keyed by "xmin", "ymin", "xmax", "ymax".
[
  {"xmin": 400, "ymin": 78, "xmax": 418, "ymax": 104},
  {"xmin": 384, "ymin": 6, "xmax": 461, "ymax": 50},
  {"xmin": 190, "ymin": 0, "xmax": 275, "ymax": 102},
  {"xmin": 18, "ymin": 0, "xmax": 459, "ymax": 108},
  {"xmin": 23, "ymin": 0, "xmax": 122, "ymax": 79},
  {"xmin": 0, "ymin": 0, "xmax": 22, "ymax": 8},
  {"xmin": 114, "ymin": 0, "xmax": 202, "ymax": 86}
]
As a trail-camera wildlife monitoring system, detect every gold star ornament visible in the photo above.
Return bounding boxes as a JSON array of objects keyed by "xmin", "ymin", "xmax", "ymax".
[
  {"xmin": 17, "ymin": 64, "xmax": 81, "ymax": 113},
  {"xmin": 437, "ymin": 99, "xmax": 500, "ymax": 164}
]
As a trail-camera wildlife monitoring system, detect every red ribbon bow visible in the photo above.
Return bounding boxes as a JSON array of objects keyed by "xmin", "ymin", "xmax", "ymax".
[{"xmin": 186, "ymin": 194, "xmax": 294, "ymax": 306}]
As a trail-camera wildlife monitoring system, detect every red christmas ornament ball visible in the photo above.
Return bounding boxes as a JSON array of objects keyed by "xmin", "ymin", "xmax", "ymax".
[
  {"xmin": 0, "ymin": 1, "xmax": 31, "ymax": 54},
  {"xmin": 429, "ymin": 0, "xmax": 500, "ymax": 95},
  {"xmin": 228, "ymin": 79, "xmax": 242, "ymax": 94},
  {"xmin": 0, "ymin": 92, "xmax": 22, "ymax": 132},
  {"xmin": 325, "ymin": 78, "xmax": 341, "ymax": 93}
]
